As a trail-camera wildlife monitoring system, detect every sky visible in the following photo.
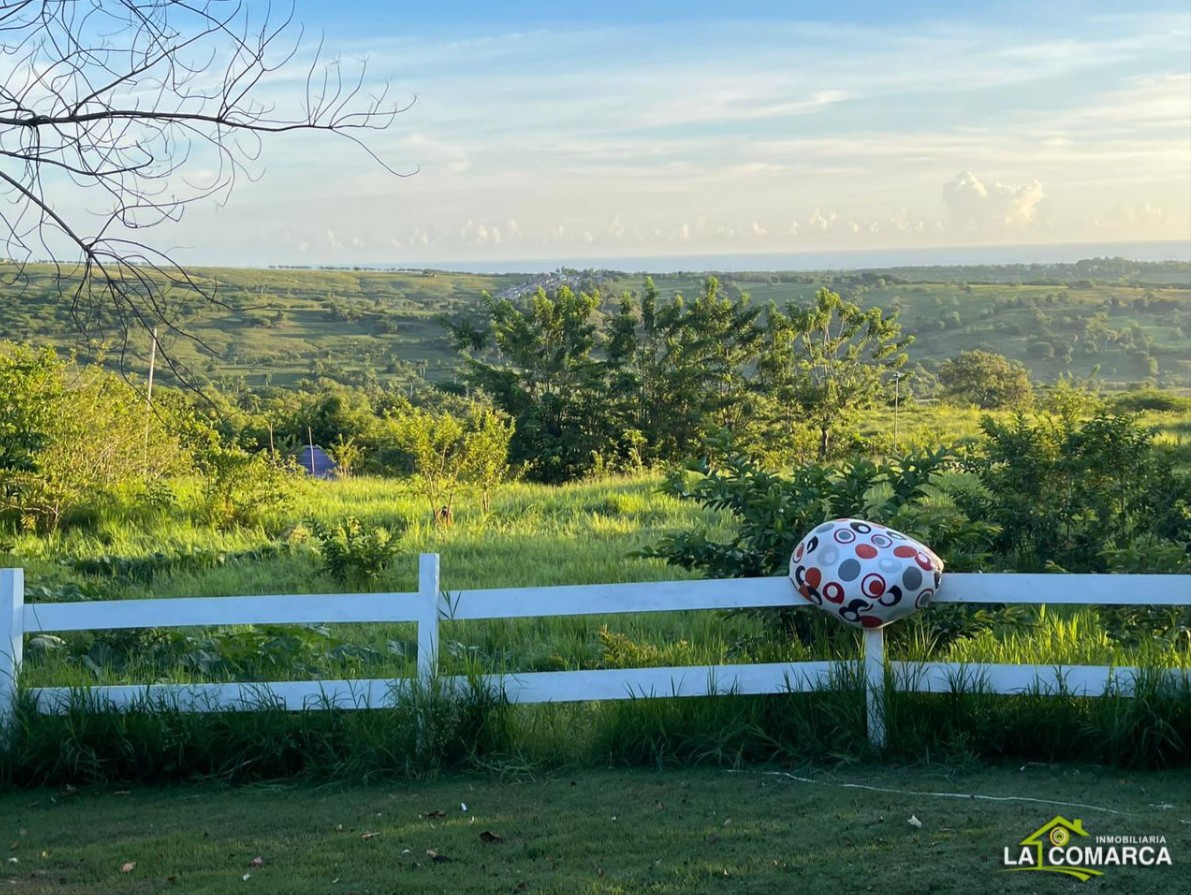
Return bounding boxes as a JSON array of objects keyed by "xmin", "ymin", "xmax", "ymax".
[{"xmin": 160, "ymin": 0, "xmax": 1191, "ymax": 266}]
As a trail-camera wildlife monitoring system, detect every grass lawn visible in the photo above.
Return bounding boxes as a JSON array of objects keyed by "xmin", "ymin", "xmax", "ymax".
[{"xmin": 2, "ymin": 765, "xmax": 1188, "ymax": 894}]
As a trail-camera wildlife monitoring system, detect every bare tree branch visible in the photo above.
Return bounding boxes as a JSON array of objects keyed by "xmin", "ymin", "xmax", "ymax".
[{"xmin": 0, "ymin": 0, "xmax": 413, "ymax": 383}]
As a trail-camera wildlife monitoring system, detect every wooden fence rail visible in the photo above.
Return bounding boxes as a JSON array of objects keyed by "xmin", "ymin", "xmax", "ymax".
[{"xmin": 1, "ymin": 559, "xmax": 1188, "ymax": 746}]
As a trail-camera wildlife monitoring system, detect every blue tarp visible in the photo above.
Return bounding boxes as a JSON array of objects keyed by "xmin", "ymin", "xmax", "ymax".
[{"xmin": 297, "ymin": 445, "xmax": 337, "ymax": 479}]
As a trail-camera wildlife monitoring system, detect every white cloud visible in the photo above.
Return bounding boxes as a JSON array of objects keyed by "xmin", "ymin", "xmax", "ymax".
[
  {"xmin": 807, "ymin": 208, "xmax": 837, "ymax": 231},
  {"xmin": 153, "ymin": 9, "xmax": 1190, "ymax": 263},
  {"xmin": 942, "ymin": 171, "xmax": 1047, "ymax": 229},
  {"xmin": 1101, "ymin": 201, "xmax": 1169, "ymax": 229}
]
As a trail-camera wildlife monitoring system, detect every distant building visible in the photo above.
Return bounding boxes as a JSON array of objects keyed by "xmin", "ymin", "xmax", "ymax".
[{"xmin": 297, "ymin": 444, "xmax": 338, "ymax": 479}]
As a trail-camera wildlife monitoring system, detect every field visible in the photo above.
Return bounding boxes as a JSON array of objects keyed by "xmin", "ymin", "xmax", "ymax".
[
  {"xmin": 2, "ymin": 765, "xmax": 1189, "ymax": 894},
  {"xmin": 2, "ymin": 259, "xmax": 1190, "ymax": 789},
  {"xmin": 3, "ymin": 468, "xmax": 1189, "ymax": 784},
  {"xmin": 8, "ymin": 464, "xmax": 1191, "ymax": 692},
  {"xmin": 2, "ymin": 258, "xmax": 1188, "ymax": 392}
]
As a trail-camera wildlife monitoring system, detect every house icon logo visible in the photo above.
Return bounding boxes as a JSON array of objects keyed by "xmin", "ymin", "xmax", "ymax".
[
  {"xmin": 1002, "ymin": 816, "xmax": 1103, "ymax": 881},
  {"xmin": 1003, "ymin": 814, "xmax": 1172, "ymax": 880}
]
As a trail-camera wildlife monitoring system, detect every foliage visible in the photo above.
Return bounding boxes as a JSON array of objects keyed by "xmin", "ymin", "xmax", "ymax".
[
  {"xmin": 641, "ymin": 436, "xmax": 1000, "ymax": 648},
  {"xmin": 0, "ymin": 343, "xmax": 62, "ymax": 476},
  {"xmin": 938, "ymin": 349, "xmax": 1034, "ymax": 410},
  {"xmin": 449, "ymin": 279, "xmax": 916, "ymax": 479},
  {"xmin": 0, "ymin": 347, "xmax": 186, "ymax": 531},
  {"xmin": 770, "ymin": 287, "xmax": 911, "ymax": 460},
  {"xmin": 464, "ymin": 405, "xmax": 516, "ymax": 512},
  {"xmin": 1110, "ymin": 389, "xmax": 1191, "ymax": 414},
  {"xmin": 955, "ymin": 406, "xmax": 1191, "ymax": 574},
  {"xmin": 606, "ymin": 276, "xmax": 768, "ymax": 465},
  {"xmin": 598, "ymin": 625, "xmax": 695, "ymax": 669},
  {"xmin": 327, "ymin": 435, "xmax": 364, "ymax": 478},
  {"xmin": 312, "ymin": 516, "xmax": 404, "ymax": 586},
  {"xmin": 198, "ymin": 447, "xmax": 300, "ymax": 531},
  {"xmin": 448, "ymin": 284, "xmax": 612, "ymax": 482},
  {"xmin": 645, "ymin": 437, "xmax": 990, "ymax": 578},
  {"xmin": 382, "ymin": 403, "xmax": 514, "ymax": 519}
]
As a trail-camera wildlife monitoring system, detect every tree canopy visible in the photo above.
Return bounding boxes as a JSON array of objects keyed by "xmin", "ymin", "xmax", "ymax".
[
  {"xmin": 939, "ymin": 350, "xmax": 1033, "ymax": 410},
  {"xmin": 447, "ymin": 280, "xmax": 912, "ymax": 480}
]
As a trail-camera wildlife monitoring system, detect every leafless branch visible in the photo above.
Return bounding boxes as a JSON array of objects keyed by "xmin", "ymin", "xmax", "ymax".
[{"xmin": 0, "ymin": 0, "xmax": 413, "ymax": 383}]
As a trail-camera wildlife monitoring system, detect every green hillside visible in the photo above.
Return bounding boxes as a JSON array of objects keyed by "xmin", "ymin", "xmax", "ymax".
[{"xmin": 1, "ymin": 258, "xmax": 1188, "ymax": 391}]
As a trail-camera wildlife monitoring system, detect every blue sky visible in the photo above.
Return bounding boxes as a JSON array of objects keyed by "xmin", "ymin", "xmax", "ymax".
[{"xmin": 169, "ymin": 0, "xmax": 1190, "ymax": 264}]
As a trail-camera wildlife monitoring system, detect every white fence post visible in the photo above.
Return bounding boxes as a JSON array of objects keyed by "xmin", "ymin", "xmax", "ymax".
[
  {"xmin": 417, "ymin": 553, "xmax": 441, "ymax": 686},
  {"xmin": 863, "ymin": 627, "xmax": 886, "ymax": 749},
  {"xmin": 0, "ymin": 568, "xmax": 25, "ymax": 727}
]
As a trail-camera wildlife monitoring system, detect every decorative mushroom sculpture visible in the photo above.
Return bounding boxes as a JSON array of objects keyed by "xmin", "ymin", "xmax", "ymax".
[{"xmin": 789, "ymin": 518, "xmax": 943, "ymax": 629}]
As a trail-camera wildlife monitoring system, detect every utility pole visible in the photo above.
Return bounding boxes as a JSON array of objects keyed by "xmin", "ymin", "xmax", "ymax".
[
  {"xmin": 143, "ymin": 327, "xmax": 159, "ymax": 471},
  {"xmin": 893, "ymin": 372, "xmax": 901, "ymax": 453}
]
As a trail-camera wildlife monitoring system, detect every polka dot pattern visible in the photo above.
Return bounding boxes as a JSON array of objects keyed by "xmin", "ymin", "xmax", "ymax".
[{"xmin": 788, "ymin": 518, "xmax": 944, "ymax": 629}]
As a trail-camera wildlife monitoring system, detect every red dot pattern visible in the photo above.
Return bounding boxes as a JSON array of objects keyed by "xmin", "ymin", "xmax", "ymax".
[{"xmin": 788, "ymin": 518, "xmax": 944, "ymax": 631}]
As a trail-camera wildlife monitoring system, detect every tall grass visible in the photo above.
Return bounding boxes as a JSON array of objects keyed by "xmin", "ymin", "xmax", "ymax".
[{"xmin": 3, "ymin": 473, "xmax": 1189, "ymax": 785}]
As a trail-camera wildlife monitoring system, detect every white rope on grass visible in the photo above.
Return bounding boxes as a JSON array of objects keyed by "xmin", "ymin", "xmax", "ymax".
[{"xmin": 736, "ymin": 770, "xmax": 1132, "ymax": 816}]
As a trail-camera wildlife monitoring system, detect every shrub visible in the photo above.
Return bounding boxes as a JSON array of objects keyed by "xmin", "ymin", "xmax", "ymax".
[
  {"xmin": 199, "ymin": 449, "xmax": 299, "ymax": 531},
  {"xmin": 640, "ymin": 437, "xmax": 1002, "ymax": 649},
  {"xmin": 313, "ymin": 515, "xmax": 404, "ymax": 586},
  {"xmin": 0, "ymin": 346, "xmax": 186, "ymax": 531},
  {"xmin": 956, "ymin": 408, "xmax": 1191, "ymax": 574}
]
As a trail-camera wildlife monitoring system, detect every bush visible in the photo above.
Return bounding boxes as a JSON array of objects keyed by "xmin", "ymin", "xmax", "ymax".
[
  {"xmin": 199, "ymin": 449, "xmax": 300, "ymax": 531},
  {"xmin": 955, "ymin": 408, "xmax": 1191, "ymax": 574},
  {"xmin": 0, "ymin": 347, "xmax": 186, "ymax": 531},
  {"xmin": 640, "ymin": 437, "xmax": 1002, "ymax": 649},
  {"xmin": 313, "ymin": 515, "xmax": 404, "ymax": 586},
  {"xmin": 1110, "ymin": 389, "xmax": 1191, "ymax": 414}
]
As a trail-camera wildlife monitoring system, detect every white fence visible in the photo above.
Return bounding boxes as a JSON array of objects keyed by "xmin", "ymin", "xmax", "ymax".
[{"xmin": 1, "ymin": 559, "xmax": 1189, "ymax": 746}]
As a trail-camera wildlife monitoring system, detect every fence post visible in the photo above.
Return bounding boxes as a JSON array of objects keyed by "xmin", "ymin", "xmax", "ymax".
[
  {"xmin": 0, "ymin": 568, "xmax": 25, "ymax": 728},
  {"xmin": 863, "ymin": 627, "xmax": 886, "ymax": 749},
  {"xmin": 417, "ymin": 553, "xmax": 441, "ymax": 686}
]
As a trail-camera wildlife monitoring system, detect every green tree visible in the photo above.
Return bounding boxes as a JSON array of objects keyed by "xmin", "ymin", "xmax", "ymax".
[
  {"xmin": 387, "ymin": 408, "xmax": 467, "ymax": 521},
  {"xmin": 786, "ymin": 288, "xmax": 911, "ymax": 460},
  {"xmin": 0, "ymin": 344, "xmax": 62, "ymax": 477},
  {"xmin": 385, "ymin": 404, "xmax": 514, "ymax": 521},
  {"xmin": 446, "ymin": 285, "xmax": 611, "ymax": 482},
  {"xmin": 327, "ymin": 435, "xmax": 364, "ymax": 479},
  {"xmin": 463, "ymin": 406, "xmax": 515, "ymax": 513},
  {"xmin": 604, "ymin": 277, "xmax": 765, "ymax": 464},
  {"xmin": 0, "ymin": 351, "xmax": 186, "ymax": 531},
  {"xmin": 938, "ymin": 350, "xmax": 1033, "ymax": 410}
]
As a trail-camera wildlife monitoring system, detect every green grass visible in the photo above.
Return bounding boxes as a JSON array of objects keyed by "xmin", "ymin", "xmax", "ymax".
[
  {"xmin": 8, "ymin": 474, "xmax": 756, "ymax": 690},
  {"xmin": 5, "ymin": 474, "xmax": 727, "ymax": 592},
  {"xmin": 2, "ymin": 765, "xmax": 1188, "ymax": 894},
  {"xmin": 4, "ymin": 472, "xmax": 1190, "ymax": 776}
]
